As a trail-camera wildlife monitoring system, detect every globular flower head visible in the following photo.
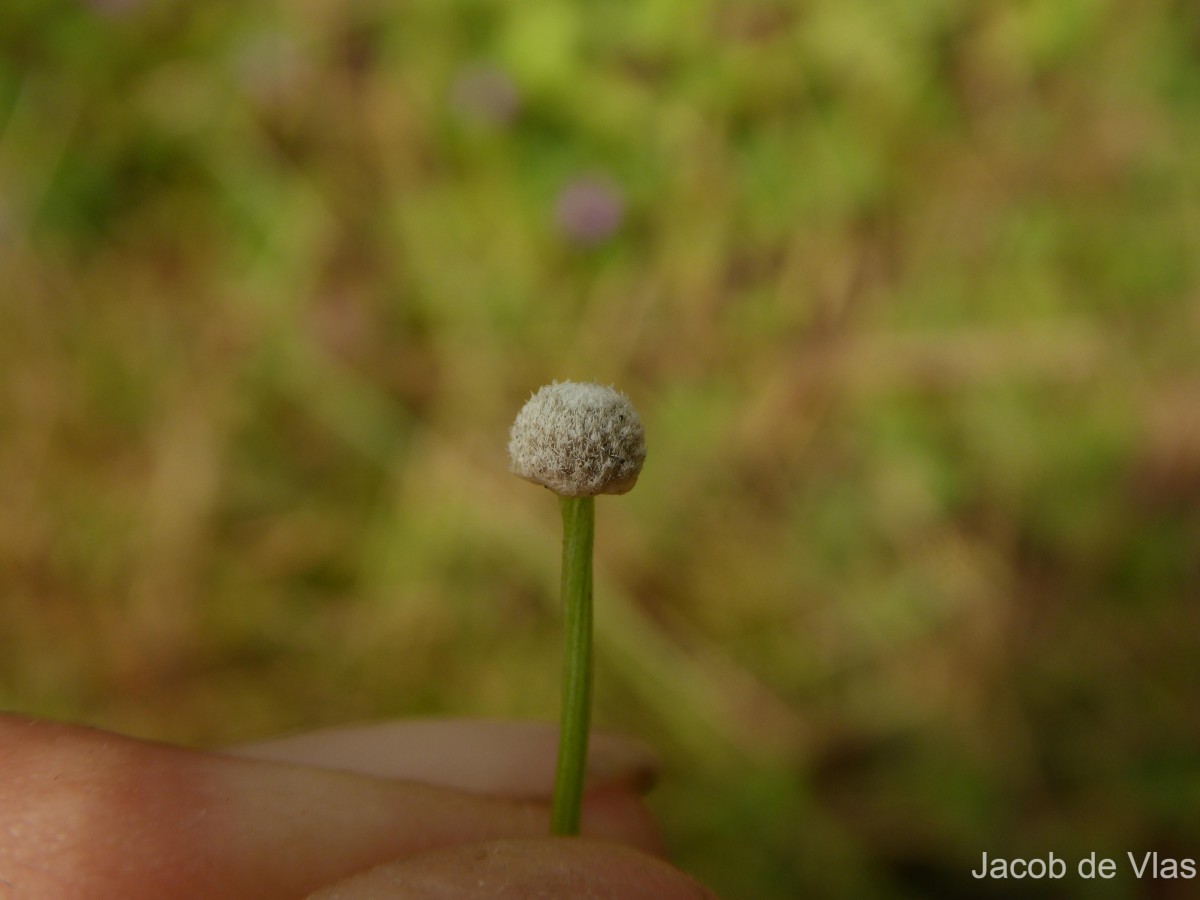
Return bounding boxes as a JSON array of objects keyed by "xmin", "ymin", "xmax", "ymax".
[{"xmin": 509, "ymin": 381, "xmax": 646, "ymax": 497}]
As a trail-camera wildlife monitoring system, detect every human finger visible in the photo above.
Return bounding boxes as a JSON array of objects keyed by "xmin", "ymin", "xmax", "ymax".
[
  {"xmin": 0, "ymin": 715, "xmax": 651, "ymax": 900},
  {"xmin": 226, "ymin": 718, "xmax": 658, "ymax": 799},
  {"xmin": 306, "ymin": 837, "xmax": 716, "ymax": 900}
]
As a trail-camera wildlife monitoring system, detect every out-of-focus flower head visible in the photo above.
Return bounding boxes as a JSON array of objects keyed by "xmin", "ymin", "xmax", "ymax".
[
  {"xmin": 553, "ymin": 175, "xmax": 625, "ymax": 247},
  {"xmin": 85, "ymin": 0, "xmax": 142, "ymax": 16}
]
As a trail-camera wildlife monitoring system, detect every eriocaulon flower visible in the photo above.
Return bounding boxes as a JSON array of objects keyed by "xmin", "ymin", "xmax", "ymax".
[
  {"xmin": 508, "ymin": 381, "xmax": 646, "ymax": 835},
  {"xmin": 508, "ymin": 381, "xmax": 646, "ymax": 497}
]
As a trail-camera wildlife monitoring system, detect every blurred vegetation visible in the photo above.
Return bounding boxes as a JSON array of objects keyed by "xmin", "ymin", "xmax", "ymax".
[{"xmin": 2, "ymin": 1, "xmax": 1199, "ymax": 897}]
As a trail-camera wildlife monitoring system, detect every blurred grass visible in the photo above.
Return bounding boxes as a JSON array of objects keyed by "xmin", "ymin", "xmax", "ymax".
[{"xmin": 2, "ymin": 1, "xmax": 1199, "ymax": 897}]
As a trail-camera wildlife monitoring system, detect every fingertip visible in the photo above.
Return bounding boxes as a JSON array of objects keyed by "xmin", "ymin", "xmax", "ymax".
[
  {"xmin": 226, "ymin": 719, "xmax": 659, "ymax": 800},
  {"xmin": 581, "ymin": 784, "xmax": 666, "ymax": 857},
  {"xmin": 305, "ymin": 838, "xmax": 716, "ymax": 900},
  {"xmin": 0, "ymin": 715, "xmax": 547, "ymax": 899}
]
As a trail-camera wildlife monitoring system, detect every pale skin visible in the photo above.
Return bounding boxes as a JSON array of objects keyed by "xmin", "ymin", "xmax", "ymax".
[{"xmin": 0, "ymin": 715, "xmax": 715, "ymax": 899}]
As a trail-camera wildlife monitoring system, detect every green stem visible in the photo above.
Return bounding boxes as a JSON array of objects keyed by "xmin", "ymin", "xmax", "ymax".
[{"xmin": 550, "ymin": 494, "xmax": 595, "ymax": 835}]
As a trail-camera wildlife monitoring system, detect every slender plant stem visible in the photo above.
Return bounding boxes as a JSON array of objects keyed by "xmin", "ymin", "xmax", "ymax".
[{"xmin": 550, "ymin": 494, "xmax": 595, "ymax": 835}]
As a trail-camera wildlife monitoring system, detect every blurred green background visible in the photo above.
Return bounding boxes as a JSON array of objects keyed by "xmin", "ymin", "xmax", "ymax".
[{"xmin": 2, "ymin": 1, "xmax": 1198, "ymax": 897}]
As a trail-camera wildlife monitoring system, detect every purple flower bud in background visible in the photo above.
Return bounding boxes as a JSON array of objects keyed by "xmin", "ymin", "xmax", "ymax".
[
  {"xmin": 85, "ymin": 0, "xmax": 141, "ymax": 16},
  {"xmin": 554, "ymin": 176, "xmax": 625, "ymax": 246},
  {"xmin": 450, "ymin": 63, "xmax": 521, "ymax": 128}
]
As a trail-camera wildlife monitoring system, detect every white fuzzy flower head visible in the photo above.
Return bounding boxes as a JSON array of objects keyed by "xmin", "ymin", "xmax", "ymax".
[{"xmin": 509, "ymin": 381, "xmax": 646, "ymax": 497}]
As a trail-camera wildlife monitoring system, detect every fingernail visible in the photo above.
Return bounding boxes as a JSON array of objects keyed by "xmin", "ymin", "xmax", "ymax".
[{"xmin": 585, "ymin": 737, "xmax": 660, "ymax": 793}]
